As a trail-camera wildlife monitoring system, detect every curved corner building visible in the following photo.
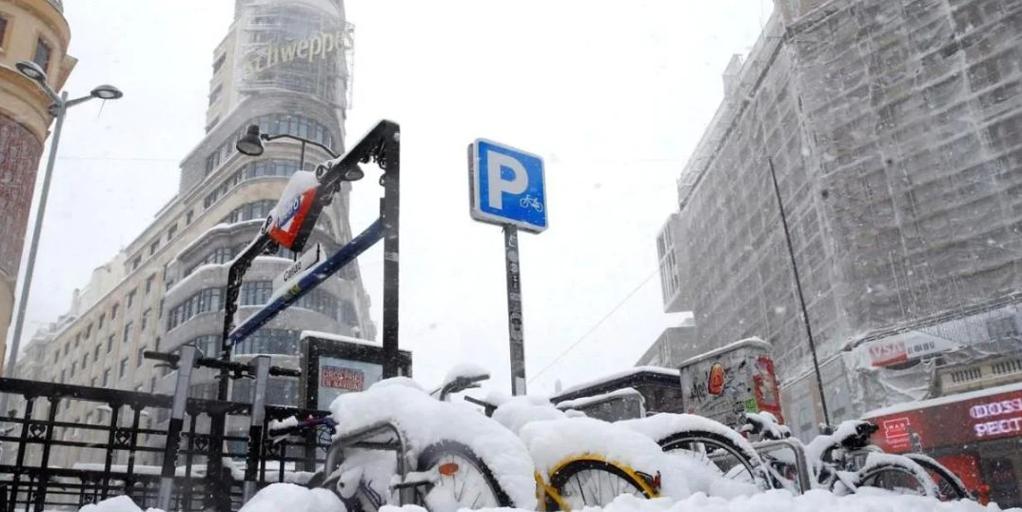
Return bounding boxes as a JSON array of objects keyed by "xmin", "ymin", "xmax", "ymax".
[
  {"xmin": 0, "ymin": 0, "xmax": 76, "ymax": 374},
  {"xmin": 165, "ymin": 0, "xmax": 372, "ymax": 403},
  {"xmin": 9, "ymin": 0, "xmax": 373, "ymax": 467}
]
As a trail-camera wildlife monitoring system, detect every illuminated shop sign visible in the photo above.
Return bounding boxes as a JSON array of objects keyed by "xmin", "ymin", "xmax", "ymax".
[{"xmin": 869, "ymin": 387, "xmax": 1022, "ymax": 452}]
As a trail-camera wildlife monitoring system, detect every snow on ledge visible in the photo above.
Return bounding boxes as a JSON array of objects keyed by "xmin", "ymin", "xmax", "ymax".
[
  {"xmin": 558, "ymin": 366, "xmax": 681, "ymax": 397},
  {"xmin": 300, "ymin": 330, "xmax": 380, "ymax": 346},
  {"xmin": 556, "ymin": 387, "xmax": 644, "ymax": 410},
  {"xmin": 864, "ymin": 381, "xmax": 1022, "ymax": 418}
]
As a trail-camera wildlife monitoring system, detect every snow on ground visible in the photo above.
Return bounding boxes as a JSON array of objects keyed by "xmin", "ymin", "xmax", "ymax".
[
  {"xmin": 77, "ymin": 482, "xmax": 1019, "ymax": 512},
  {"xmin": 240, "ymin": 483, "xmax": 346, "ymax": 512}
]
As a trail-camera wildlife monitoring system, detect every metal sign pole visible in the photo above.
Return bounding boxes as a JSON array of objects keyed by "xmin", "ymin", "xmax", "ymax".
[{"xmin": 503, "ymin": 225, "xmax": 527, "ymax": 395}]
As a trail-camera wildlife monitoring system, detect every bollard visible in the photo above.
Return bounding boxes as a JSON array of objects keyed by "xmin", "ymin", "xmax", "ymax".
[
  {"xmin": 157, "ymin": 346, "xmax": 197, "ymax": 511},
  {"xmin": 243, "ymin": 356, "xmax": 271, "ymax": 503}
]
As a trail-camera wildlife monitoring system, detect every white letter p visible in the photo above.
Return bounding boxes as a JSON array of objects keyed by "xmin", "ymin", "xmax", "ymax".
[{"xmin": 486, "ymin": 152, "xmax": 528, "ymax": 210}]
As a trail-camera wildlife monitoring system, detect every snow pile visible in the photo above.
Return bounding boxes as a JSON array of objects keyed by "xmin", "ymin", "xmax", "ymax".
[
  {"xmin": 859, "ymin": 452, "xmax": 938, "ymax": 498},
  {"xmin": 440, "ymin": 362, "xmax": 490, "ymax": 387},
  {"xmin": 378, "ymin": 489, "xmax": 1008, "ymax": 512},
  {"xmin": 618, "ymin": 414, "xmax": 775, "ymax": 497},
  {"xmin": 620, "ymin": 414, "xmax": 764, "ymax": 467},
  {"xmin": 740, "ymin": 412, "xmax": 790, "ymax": 440},
  {"xmin": 491, "ymin": 394, "xmax": 567, "ymax": 435},
  {"xmin": 328, "ymin": 378, "xmax": 537, "ymax": 509},
  {"xmin": 556, "ymin": 387, "xmax": 645, "ymax": 411},
  {"xmin": 240, "ymin": 483, "xmax": 345, "ymax": 512},
  {"xmin": 520, "ymin": 416, "xmax": 704, "ymax": 499},
  {"xmin": 79, "ymin": 496, "xmax": 161, "ymax": 512}
]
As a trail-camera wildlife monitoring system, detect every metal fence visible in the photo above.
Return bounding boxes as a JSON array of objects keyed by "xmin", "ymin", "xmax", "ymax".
[{"xmin": 0, "ymin": 375, "xmax": 330, "ymax": 512}]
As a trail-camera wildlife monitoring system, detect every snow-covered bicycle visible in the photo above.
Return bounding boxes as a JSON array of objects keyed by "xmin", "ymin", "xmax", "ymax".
[
  {"xmin": 741, "ymin": 414, "xmax": 950, "ymax": 499},
  {"xmin": 286, "ymin": 371, "xmax": 536, "ymax": 512}
]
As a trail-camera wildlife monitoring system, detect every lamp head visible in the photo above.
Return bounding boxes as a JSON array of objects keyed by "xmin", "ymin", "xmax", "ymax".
[
  {"xmin": 15, "ymin": 60, "xmax": 47, "ymax": 82},
  {"xmin": 90, "ymin": 85, "xmax": 123, "ymax": 100},
  {"xmin": 236, "ymin": 124, "xmax": 265, "ymax": 156}
]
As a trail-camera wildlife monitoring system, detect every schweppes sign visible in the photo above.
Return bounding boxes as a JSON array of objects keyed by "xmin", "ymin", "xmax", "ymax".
[{"xmin": 244, "ymin": 27, "xmax": 354, "ymax": 76}]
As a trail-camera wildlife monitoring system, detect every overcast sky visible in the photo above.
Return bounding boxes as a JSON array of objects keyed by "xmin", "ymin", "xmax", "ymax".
[{"xmin": 14, "ymin": 1, "xmax": 771, "ymax": 395}]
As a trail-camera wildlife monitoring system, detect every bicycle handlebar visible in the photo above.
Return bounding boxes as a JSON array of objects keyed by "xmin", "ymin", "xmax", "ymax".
[{"xmin": 143, "ymin": 350, "xmax": 301, "ymax": 378}]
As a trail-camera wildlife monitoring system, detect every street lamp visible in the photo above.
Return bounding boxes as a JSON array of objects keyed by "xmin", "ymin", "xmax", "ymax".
[
  {"xmin": 1, "ymin": 61, "xmax": 123, "ymax": 412},
  {"xmin": 235, "ymin": 124, "xmax": 364, "ymax": 181},
  {"xmin": 767, "ymin": 157, "xmax": 831, "ymax": 430}
]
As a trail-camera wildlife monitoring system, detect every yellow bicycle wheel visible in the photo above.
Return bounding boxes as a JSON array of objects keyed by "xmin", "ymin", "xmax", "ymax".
[{"xmin": 543, "ymin": 455, "xmax": 658, "ymax": 511}]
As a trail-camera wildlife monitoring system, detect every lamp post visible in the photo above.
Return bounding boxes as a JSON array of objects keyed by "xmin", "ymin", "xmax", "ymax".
[
  {"xmin": 236, "ymin": 123, "xmax": 363, "ymax": 181},
  {"xmin": 1, "ymin": 61, "xmax": 122, "ymax": 413},
  {"xmin": 767, "ymin": 157, "xmax": 831, "ymax": 430}
]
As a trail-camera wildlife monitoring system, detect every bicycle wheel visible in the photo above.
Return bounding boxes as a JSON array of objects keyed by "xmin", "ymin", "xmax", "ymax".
[
  {"xmin": 658, "ymin": 431, "xmax": 766, "ymax": 488},
  {"xmin": 546, "ymin": 457, "xmax": 655, "ymax": 510},
  {"xmin": 856, "ymin": 461, "xmax": 938, "ymax": 497},
  {"xmin": 417, "ymin": 440, "xmax": 514, "ymax": 512},
  {"xmin": 901, "ymin": 453, "xmax": 971, "ymax": 501}
]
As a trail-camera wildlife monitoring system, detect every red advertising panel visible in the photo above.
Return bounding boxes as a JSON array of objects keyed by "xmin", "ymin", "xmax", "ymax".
[
  {"xmin": 868, "ymin": 386, "xmax": 1022, "ymax": 453},
  {"xmin": 753, "ymin": 356, "xmax": 784, "ymax": 423}
]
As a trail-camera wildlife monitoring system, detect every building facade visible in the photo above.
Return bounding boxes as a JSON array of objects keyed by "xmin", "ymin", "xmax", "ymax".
[
  {"xmin": 657, "ymin": 0, "xmax": 1022, "ymax": 439},
  {"xmin": 10, "ymin": 0, "xmax": 373, "ymax": 467},
  {"xmin": 0, "ymin": 0, "xmax": 75, "ymax": 373}
]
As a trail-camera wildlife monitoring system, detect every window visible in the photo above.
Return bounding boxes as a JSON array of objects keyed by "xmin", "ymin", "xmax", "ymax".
[
  {"xmin": 137, "ymin": 346, "xmax": 146, "ymax": 367},
  {"xmin": 131, "ymin": 256, "xmax": 141, "ymax": 271},
  {"xmin": 145, "ymin": 275, "xmax": 155, "ymax": 295},
  {"xmin": 94, "ymin": 344, "xmax": 101, "ymax": 361},
  {"xmin": 150, "ymin": 241, "xmax": 159, "ymax": 256},
  {"xmin": 127, "ymin": 289, "xmax": 136, "ymax": 308},
  {"xmin": 54, "ymin": 352, "xmax": 59, "ymax": 364},
  {"xmin": 167, "ymin": 223, "xmax": 177, "ymax": 241},
  {"xmin": 186, "ymin": 210, "xmax": 194, "ymax": 225},
  {"xmin": 85, "ymin": 323, "xmax": 92, "ymax": 339},
  {"xmin": 209, "ymin": 84, "xmax": 222, "ymax": 105},
  {"xmin": 59, "ymin": 369, "xmax": 65, "ymax": 383},
  {"xmin": 107, "ymin": 335, "xmax": 114, "ymax": 353},
  {"xmin": 221, "ymin": 200, "xmax": 275, "ymax": 224},
  {"xmin": 33, "ymin": 38, "xmax": 51, "ymax": 73},
  {"xmin": 64, "ymin": 343, "xmax": 70, "ymax": 356},
  {"xmin": 0, "ymin": 17, "xmax": 8, "ymax": 48},
  {"xmin": 71, "ymin": 361, "xmax": 77, "ymax": 378},
  {"xmin": 212, "ymin": 53, "xmax": 226, "ymax": 73},
  {"xmin": 141, "ymin": 309, "xmax": 151, "ymax": 330},
  {"xmin": 111, "ymin": 303, "xmax": 119, "ymax": 319},
  {"xmin": 103, "ymin": 369, "xmax": 110, "ymax": 387},
  {"xmin": 150, "ymin": 376, "xmax": 157, "ymax": 393},
  {"xmin": 74, "ymin": 333, "xmax": 81, "ymax": 348},
  {"xmin": 123, "ymin": 321, "xmax": 133, "ymax": 344},
  {"xmin": 119, "ymin": 358, "xmax": 128, "ymax": 379},
  {"xmin": 167, "ymin": 287, "xmax": 223, "ymax": 330},
  {"xmin": 82, "ymin": 352, "xmax": 87, "ymax": 370},
  {"xmin": 90, "ymin": 377, "xmax": 96, "ymax": 388},
  {"xmin": 98, "ymin": 313, "xmax": 105, "ymax": 329}
]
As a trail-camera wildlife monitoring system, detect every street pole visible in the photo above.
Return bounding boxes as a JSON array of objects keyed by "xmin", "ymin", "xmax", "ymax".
[
  {"xmin": 503, "ymin": 225, "xmax": 527, "ymax": 395},
  {"xmin": 767, "ymin": 157, "xmax": 831, "ymax": 428},
  {"xmin": 381, "ymin": 130, "xmax": 401, "ymax": 378},
  {"xmin": 1, "ymin": 91, "xmax": 68, "ymax": 415}
]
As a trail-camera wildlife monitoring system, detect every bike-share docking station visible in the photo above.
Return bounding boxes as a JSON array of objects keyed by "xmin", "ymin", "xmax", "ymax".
[{"xmin": 468, "ymin": 139, "xmax": 547, "ymax": 396}]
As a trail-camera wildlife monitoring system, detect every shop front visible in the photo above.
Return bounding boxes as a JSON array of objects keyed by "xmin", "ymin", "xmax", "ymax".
[{"xmin": 865, "ymin": 382, "xmax": 1022, "ymax": 507}]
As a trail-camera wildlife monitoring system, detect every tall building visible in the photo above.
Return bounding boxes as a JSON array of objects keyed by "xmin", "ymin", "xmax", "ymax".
[
  {"xmin": 11, "ymin": 0, "xmax": 373, "ymax": 466},
  {"xmin": 0, "ymin": 0, "xmax": 76, "ymax": 373},
  {"xmin": 657, "ymin": 0, "xmax": 1022, "ymax": 439}
]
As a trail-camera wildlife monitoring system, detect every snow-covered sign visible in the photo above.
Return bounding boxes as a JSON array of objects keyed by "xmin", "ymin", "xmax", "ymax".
[
  {"xmin": 272, "ymin": 243, "xmax": 322, "ymax": 292},
  {"xmin": 861, "ymin": 331, "xmax": 957, "ymax": 367},
  {"xmin": 266, "ymin": 171, "xmax": 319, "ymax": 250},
  {"xmin": 468, "ymin": 139, "xmax": 548, "ymax": 233}
]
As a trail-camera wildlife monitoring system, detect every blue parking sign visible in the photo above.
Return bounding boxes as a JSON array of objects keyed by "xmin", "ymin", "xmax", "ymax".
[{"xmin": 469, "ymin": 139, "xmax": 548, "ymax": 233}]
